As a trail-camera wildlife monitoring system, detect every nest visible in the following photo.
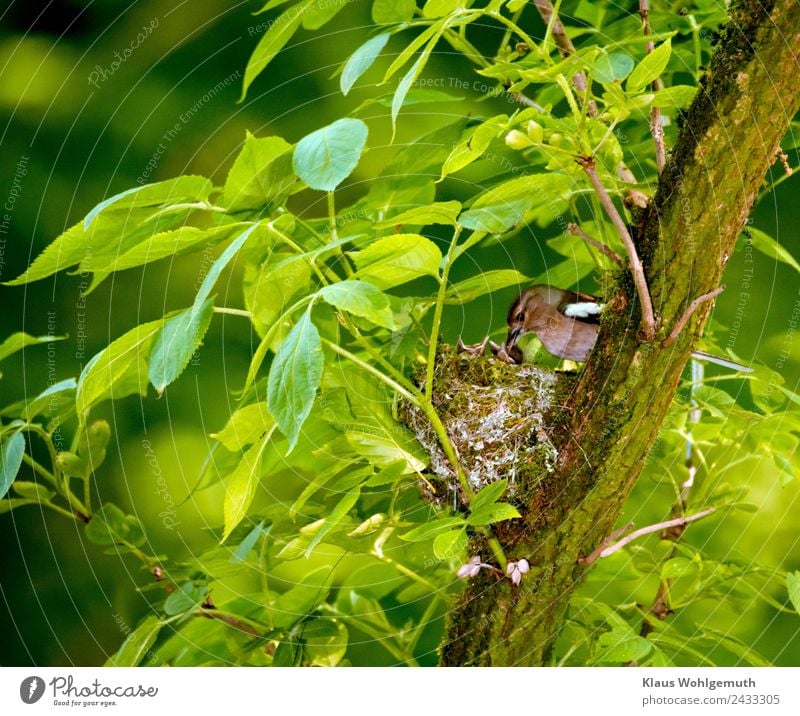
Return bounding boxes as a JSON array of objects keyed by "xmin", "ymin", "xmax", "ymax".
[{"xmin": 400, "ymin": 346, "xmax": 566, "ymax": 503}]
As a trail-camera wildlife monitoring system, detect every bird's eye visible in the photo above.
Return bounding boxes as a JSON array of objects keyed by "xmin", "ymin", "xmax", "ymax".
[{"xmin": 515, "ymin": 312, "xmax": 524, "ymax": 322}]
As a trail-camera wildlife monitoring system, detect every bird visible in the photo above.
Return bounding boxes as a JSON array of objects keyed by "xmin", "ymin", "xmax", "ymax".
[{"xmin": 460, "ymin": 284, "xmax": 753, "ymax": 372}]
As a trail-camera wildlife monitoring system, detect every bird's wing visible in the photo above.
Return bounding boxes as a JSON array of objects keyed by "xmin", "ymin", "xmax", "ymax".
[{"xmin": 557, "ymin": 290, "xmax": 604, "ymax": 325}]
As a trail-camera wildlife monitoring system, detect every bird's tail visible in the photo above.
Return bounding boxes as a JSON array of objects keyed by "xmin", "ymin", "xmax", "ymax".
[{"xmin": 690, "ymin": 350, "xmax": 753, "ymax": 373}]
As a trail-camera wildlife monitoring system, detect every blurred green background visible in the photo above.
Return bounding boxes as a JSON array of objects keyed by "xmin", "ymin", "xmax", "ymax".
[{"xmin": 1, "ymin": 0, "xmax": 798, "ymax": 666}]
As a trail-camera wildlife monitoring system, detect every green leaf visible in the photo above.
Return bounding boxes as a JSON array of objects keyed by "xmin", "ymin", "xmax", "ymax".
[
  {"xmin": 105, "ymin": 616, "xmax": 163, "ymax": 667},
  {"xmin": 458, "ymin": 173, "xmax": 573, "ymax": 233},
  {"xmin": 652, "ymin": 85, "xmax": 696, "ymax": 110},
  {"xmin": 0, "ymin": 332, "xmax": 64, "ymax": 362},
  {"xmin": 164, "ymin": 582, "xmax": 208, "ymax": 616},
  {"xmin": 230, "ymin": 521, "xmax": 266, "ymax": 563},
  {"xmin": 433, "ymin": 528, "xmax": 468, "ymax": 560},
  {"xmin": 469, "ymin": 479, "xmax": 508, "ymax": 512},
  {"xmin": 223, "ymin": 134, "xmax": 298, "ymax": 211},
  {"xmin": 267, "ymin": 311, "xmax": 324, "ymax": 450},
  {"xmin": 212, "ymin": 402, "xmax": 275, "ymax": 452},
  {"xmin": 302, "ymin": 0, "xmax": 349, "ymax": 29},
  {"xmin": 341, "ymin": 33, "xmax": 390, "ymax": 96},
  {"xmin": 240, "ymin": 0, "xmax": 316, "ymax": 101},
  {"xmin": 12, "ymin": 481, "xmax": 55, "ymax": 502},
  {"xmin": 148, "ymin": 298, "xmax": 215, "ymax": 395},
  {"xmin": 441, "ymin": 115, "xmax": 508, "ymax": 177},
  {"xmin": 748, "ymin": 227, "xmax": 800, "ymax": 273},
  {"xmin": 372, "ymin": 0, "xmax": 415, "ymax": 23},
  {"xmin": 627, "ymin": 39, "xmax": 672, "ymax": 92},
  {"xmin": 0, "ymin": 432, "xmax": 25, "ymax": 499},
  {"xmin": 466, "ymin": 502, "xmax": 520, "ymax": 526},
  {"xmin": 592, "ymin": 628, "xmax": 652, "ymax": 664},
  {"xmin": 303, "ymin": 619, "xmax": 348, "ymax": 666},
  {"xmin": 246, "ymin": 254, "xmax": 313, "ymax": 328},
  {"xmin": 445, "ymin": 269, "xmax": 528, "ymax": 304},
  {"xmin": 423, "ymin": 0, "xmax": 467, "ymax": 18},
  {"xmin": 401, "ymin": 516, "xmax": 466, "ymax": 542},
  {"xmin": 319, "ymin": 280, "xmax": 395, "ymax": 329},
  {"xmin": 76, "ymin": 319, "xmax": 165, "ymax": 415},
  {"xmin": 83, "ymin": 176, "xmax": 213, "ymax": 230},
  {"xmin": 590, "ymin": 52, "xmax": 634, "ymax": 84},
  {"xmin": 304, "ymin": 485, "xmax": 361, "ymax": 556},
  {"xmin": 787, "ymin": 571, "xmax": 800, "ymax": 614},
  {"xmin": 195, "ymin": 222, "xmax": 263, "ymax": 307},
  {"xmin": 364, "ymin": 460, "xmax": 408, "ymax": 486},
  {"xmin": 392, "ymin": 55, "xmax": 425, "ymax": 132},
  {"xmin": 376, "ymin": 201, "xmax": 462, "ymax": 228},
  {"xmin": 0, "ymin": 498, "xmax": 39, "ymax": 514},
  {"xmin": 351, "ymin": 234, "xmax": 442, "ymax": 289},
  {"xmin": 85, "ymin": 503, "xmax": 146, "ymax": 549},
  {"xmin": 222, "ymin": 431, "xmax": 272, "ymax": 542},
  {"xmin": 292, "ymin": 118, "xmax": 369, "ymax": 191}
]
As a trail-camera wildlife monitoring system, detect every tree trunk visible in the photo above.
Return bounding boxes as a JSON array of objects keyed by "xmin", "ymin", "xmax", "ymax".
[{"xmin": 440, "ymin": 0, "xmax": 800, "ymax": 666}]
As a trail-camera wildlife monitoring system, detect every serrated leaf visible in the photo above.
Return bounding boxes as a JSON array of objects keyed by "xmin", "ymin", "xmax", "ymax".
[
  {"xmin": 0, "ymin": 432, "xmax": 25, "ymax": 499},
  {"xmin": 83, "ymin": 176, "xmax": 213, "ymax": 230},
  {"xmin": 76, "ymin": 319, "xmax": 165, "ymax": 416},
  {"xmin": 267, "ymin": 311, "xmax": 324, "ymax": 450},
  {"xmin": 401, "ymin": 516, "xmax": 466, "ymax": 542},
  {"xmin": 445, "ymin": 270, "xmax": 528, "ymax": 304},
  {"xmin": 105, "ymin": 616, "xmax": 163, "ymax": 667},
  {"xmin": 319, "ymin": 280, "xmax": 395, "ymax": 329},
  {"xmin": 351, "ymin": 234, "xmax": 442, "ymax": 289},
  {"xmin": 433, "ymin": 529, "xmax": 468, "ymax": 560},
  {"xmin": 148, "ymin": 298, "xmax": 214, "ymax": 395},
  {"xmin": 223, "ymin": 134, "xmax": 298, "ymax": 210},
  {"xmin": 293, "ymin": 118, "xmax": 368, "ymax": 191},
  {"xmin": 304, "ymin": 485, "xmax": 361, "ymax": 556},
  {"xmin": 222, "ymin": 431, "xmax": 272, "ymax": 542},
  {"xmin": 372, "ymin": 0, "xmax": 415, "ymax": 23},
  {"xmin": 377, "ymin": 201, "xmax": 462, "ymax": 228},
  {"xmin": 212, "ymin": 402, "xmax": 275, "ymax": 452},
  {"xmin": 341, "ymin": 33, "xmax": 390, "ymax": 95},
  {"xmin": 0, "ymin": 332, "xmax": 64, "ymax": 362},
  {"xmin": 240, "ymin": 0, "xmax": 316, "ymax": 101},
  {"xmin": 627, "ymin": 39, "xmax": 672, "ymax": 92},
  {"xmin": 466, "ymin": 502, "xmax": 520, "ymax": 526},
  {"xmin": 247, "ymin": 254, "xmax": 313, "ymax": 328},
  {"xmin": 469, "ymin": 479, "xmax": 508, "ymax": 512}
]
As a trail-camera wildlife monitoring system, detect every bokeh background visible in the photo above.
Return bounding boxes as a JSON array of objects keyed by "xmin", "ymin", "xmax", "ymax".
[{"xmin": 1, "ymin": 0, "xmax": 798, "ymax": 666}]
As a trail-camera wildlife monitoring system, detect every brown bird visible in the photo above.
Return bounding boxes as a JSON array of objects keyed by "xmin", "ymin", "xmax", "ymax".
[{"xmin": 459, "ymin": 284, "xmax": 752, "ymax": 372}]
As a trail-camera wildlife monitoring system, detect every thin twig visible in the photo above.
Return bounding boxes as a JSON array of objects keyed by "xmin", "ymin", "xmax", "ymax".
[
  {"xmin": 579, "ymin": 522, "xmax": 633, "ymax": 565},
  {"xmin": 661, "ymin": 286, "xmax": 725, "ymax": 348},
  {"xmin": 567, "ymin": 223, "xmax": 624, "ymax": 266},
  {"xmin": 595, "ymin": 508, "xmax": 716, "ymax": 561},
  {"xmin": 639, "ymin": 0, "xmax": 667, "ymax": 173},
  {"xmin": 579, "ymin": 158, "xmax": 657, "ymax": 339}
]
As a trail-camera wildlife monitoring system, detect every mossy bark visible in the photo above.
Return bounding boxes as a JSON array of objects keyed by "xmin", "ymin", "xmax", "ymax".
[{"xmin": 439, "ymin": 0, "xmax": 800, "ymax": 666}]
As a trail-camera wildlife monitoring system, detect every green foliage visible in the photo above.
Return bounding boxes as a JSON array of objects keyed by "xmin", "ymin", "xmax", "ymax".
[{"xmin": 4, "ymin": 0, "xmax": 799, "ymax": 669}]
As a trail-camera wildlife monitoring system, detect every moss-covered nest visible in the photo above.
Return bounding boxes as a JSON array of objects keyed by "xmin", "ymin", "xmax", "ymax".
[{"xmin": 401, "ymin": 346, "xmax": 571, "ymax": 504}]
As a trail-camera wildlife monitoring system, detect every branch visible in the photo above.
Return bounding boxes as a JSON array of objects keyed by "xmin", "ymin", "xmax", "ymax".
[
  {"xmin": 567, "ymin": 223, "xmax": 624, "ymax": 266},
  {"xmin": 579, "ymin": 157, "xmax": 657, "ymax": 339},
  {"xmin": 533, "ymin": 0, "xmax": 597, "ymax": 117},
  {"xmin": 584, "ymin": 508, "xmax": 716, "ymax": 564},
  {"xmin": 639, "ymin": 0, "xmax": 666, "ymax": 173},
  {"xmin": 661, "ymin": 286, "xmax": 725, "ymax": 348}
]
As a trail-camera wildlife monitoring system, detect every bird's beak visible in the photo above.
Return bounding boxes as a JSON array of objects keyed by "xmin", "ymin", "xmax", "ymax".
[{"xmin": 505, "ymin": 327, "xmax": 522, "ymax": 348}]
